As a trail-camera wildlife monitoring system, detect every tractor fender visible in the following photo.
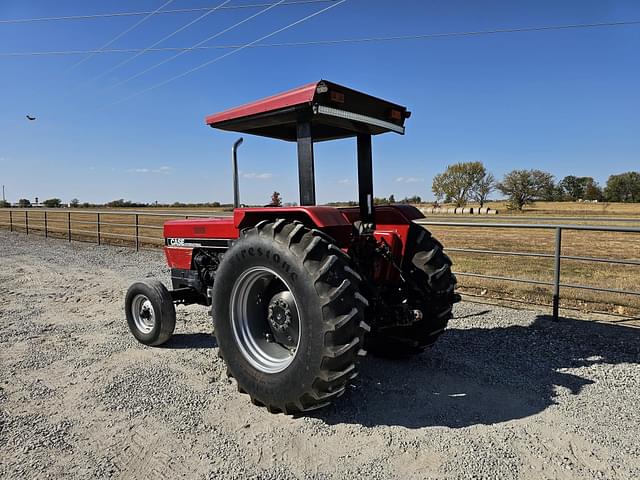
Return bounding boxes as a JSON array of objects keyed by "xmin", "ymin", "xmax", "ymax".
[{"xmin": 234, "ymin": 207, "xmax": 353, "ymax": 247}]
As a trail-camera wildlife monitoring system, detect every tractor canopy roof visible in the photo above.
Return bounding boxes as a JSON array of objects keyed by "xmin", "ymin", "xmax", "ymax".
[{"xmin": 205, "ymin": 80, "xmax": 410, "ymax": 141}]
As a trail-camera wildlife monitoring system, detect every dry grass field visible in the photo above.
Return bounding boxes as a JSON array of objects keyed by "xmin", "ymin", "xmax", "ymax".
[
  {"xmin": 0, "ymin": 208, "xmax": 228, "ymax": 249},
  {"xmin": 1, "ymin": 202, "xmax": 639, "ymax": 318},
  {"xmin": 427, "ymin": 224, "xmax": 640, "ymax": 317},
  {"xmin": 417, "ymin": 202, "xmax": 640, "ymax": 317}
]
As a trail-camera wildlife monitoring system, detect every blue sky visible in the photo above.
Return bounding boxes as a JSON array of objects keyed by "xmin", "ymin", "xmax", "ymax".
[{"xmin": 0, "ymin": 0, "xmax": 638, "ymax": 205}]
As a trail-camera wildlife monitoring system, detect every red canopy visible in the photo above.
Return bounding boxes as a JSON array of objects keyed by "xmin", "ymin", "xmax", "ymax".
[{"xmin": 205, "ymin": 80, "xmax": 410, "ymax": 142}]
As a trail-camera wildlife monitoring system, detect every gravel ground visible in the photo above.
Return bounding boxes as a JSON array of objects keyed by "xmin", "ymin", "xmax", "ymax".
[{"xmin": 1, "ymin": 229, "xmax": 639, "ymax": 479}]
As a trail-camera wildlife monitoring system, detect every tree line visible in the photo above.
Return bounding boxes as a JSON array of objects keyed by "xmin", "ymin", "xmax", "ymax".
[
  {"xmin": 2, "ymin": 173, "xmax": 638, "ymax": 211},
  {"xmin": 1, "ymin": 192, "xmax": 286, "ymax": 209},
  {"xmin": 0, "ymin": 198, "xmax": 231, "ymax": 209},
  {"xmin": 432, "ymin": 162, "xmax": 640, "ymax": 210}
]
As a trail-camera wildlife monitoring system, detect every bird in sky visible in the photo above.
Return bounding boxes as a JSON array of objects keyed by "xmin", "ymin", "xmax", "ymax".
[{"xmin": 26, "ymin": 115, "xmax": 36, "ymax": 121}]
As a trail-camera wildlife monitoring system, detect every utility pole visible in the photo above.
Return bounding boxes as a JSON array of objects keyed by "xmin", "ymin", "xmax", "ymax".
[{"xmin": 2, "ymin": 185, "xmax": 5, "ymax": 202}]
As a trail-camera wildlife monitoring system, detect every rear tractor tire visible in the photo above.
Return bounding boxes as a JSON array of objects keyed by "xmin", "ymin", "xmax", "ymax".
[
  {"xmin": 367, "ymin": 224, "xmax": 459, "ymax": 357},
  {"xmin": 125, "ymin": 280, "xmax": 176, "ymax": 346},
  {"xmin": 212, "ymin": 220, "xmax": 369, "ymax": 414}
]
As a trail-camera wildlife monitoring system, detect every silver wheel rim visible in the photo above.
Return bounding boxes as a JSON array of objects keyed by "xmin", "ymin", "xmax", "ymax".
[
  {"xmin": 131, "ymin": 294, "xmax": 156, "ymax": 334},
  {"xmin": 230, "ymin": 267, "xmax": 301, "ymax": 374}
]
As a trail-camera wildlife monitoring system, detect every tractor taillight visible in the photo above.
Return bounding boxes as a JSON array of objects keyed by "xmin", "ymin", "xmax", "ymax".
[
  {"xmin": 330, "ymin": 91, "xmax": 345, "ymax": 104},
  {"xmin": 388, "ymin": 109, "xmax": 402, "ymax": 121}
]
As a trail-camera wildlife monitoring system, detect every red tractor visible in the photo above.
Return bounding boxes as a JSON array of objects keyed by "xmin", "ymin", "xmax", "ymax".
[{"xmin": 125, "ymin": 80, "xmax": 459, "ymax": 413}]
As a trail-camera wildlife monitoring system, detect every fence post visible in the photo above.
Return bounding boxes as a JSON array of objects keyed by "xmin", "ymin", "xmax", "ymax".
[
  {"xmin": 552, "ymin": 227, "xmax": 562, "ymax": 321},
  {"xmin": 97, "ymin": 213, "xmax": 101, "ymax": 245},
  {"xmin": 25, "ymin": 211, "xmax": 29, "ymax": 235},
  {"xmin": 68, "ymin": 212, "xmax": 71, "ymax": 242},
  {"xmin": 135, "ymin": 214, "xmax": 139, "ymax": 251},
  {"xmin": 44, "ymin": 211, "xmax": 48, "ymax": 238},
  {"xmin": 9, "ymin": 210, "xmax": 12, "ymax": 232}
]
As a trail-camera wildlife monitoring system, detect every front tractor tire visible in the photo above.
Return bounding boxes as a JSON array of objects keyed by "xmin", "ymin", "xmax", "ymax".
[
  {"xmin": 125, "ymin": 280, "xmax": 176, "ymax": 346},
  {"xmin": 212, "ymin": 220, "xmax": 369, "ymax": 414}
]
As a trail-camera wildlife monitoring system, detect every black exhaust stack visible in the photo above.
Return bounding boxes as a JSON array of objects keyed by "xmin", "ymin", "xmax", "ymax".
[{"xmin": 232, "ymin": 137, "xmax": 243, "ymax": 208}]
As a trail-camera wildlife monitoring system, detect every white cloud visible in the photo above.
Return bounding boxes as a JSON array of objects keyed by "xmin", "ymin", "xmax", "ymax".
[
  {"xmin": 395, "ymin": 176, "xmax": 424, "ymax": 183},
  {"xmin": 242, "ymin": 172, "xmax": 273, "ymax": 180},
  {"xmin": 337, "ymin": 178, "xmax": 350, "ymax": 184},
  {"xmin": 127, "ymin": 166, "xmax": 172, "ymax": 175}
]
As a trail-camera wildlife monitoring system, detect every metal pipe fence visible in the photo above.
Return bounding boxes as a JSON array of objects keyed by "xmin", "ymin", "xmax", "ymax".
[
  {"xmin": 420, "ymin": 215, "xmax": 640, "ymax": 223},
  {"xmin": 416, "ymin": 220, "xmax": 640, "ymax": 320},
  {"xmin": 0, "ymin": 209, "xmax": 638, "ymax": 320},
  {"xmin": 0, "ymin": 208, "xmax": 213, "ymax": 252}
]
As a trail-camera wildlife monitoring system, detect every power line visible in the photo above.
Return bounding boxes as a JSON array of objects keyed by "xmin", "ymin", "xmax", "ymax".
[
  {"xmin": 3, "ymin": 20, "xmax": 639, "ymax": 58},
  {"xmin": 91, "ymin": 0, "xmax": 233, "ymax": 82},
  {"xmin": 107, "ymin": 0, "xmax": 286, "ymax": 91},
  {"xmin": 66, "ymin": 0, "xmax": 174, "ymax": 72},
  {"xmin": 0, "ymin": 1, "xmax": 337, "ymax": 24},
  {"xmin": 111, "ymin": 0, "xmax": 347, "ymax": 105}
]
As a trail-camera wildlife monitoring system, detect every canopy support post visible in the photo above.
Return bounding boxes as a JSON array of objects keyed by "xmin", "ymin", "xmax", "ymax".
[
  {"xmin": 357, "ymin": 134, "xmax": 375, "ymax": 229},
  {"xmin": 297, "ymin": 121, "xmax": 316, "ymax": 206}
]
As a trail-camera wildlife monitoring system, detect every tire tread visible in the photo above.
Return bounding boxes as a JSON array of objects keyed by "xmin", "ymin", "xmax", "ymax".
[{"xmin": 217, "ymin": 220, "xmax": 367, "ymax": 414}]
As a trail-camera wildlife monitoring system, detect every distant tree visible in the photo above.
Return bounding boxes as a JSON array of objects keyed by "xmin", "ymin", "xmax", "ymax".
[
  {"xmin": 70, "ymin": 198, "xmax": 80, "ymax": 208},
  {"xmin": 388, "ymin": 194, "xmax": 396, "ymax": 204},
  {"xmin": 559, "ymin": 176, "xmax": 580, "ymax": 200},
  {"xmin": 432, "ymin": 162, "xmax": 487, "ymax": 207},
  {"xmin": 107, "ymin": 199, "xmax": 126, "ymax": 208},
  {"xmin": 534, "ymin": 171, "xmax": 556, "ymax": 202},
  {"xmin": 0, "ymin": 200, "xmax": 9, "ymax": 208},
  {"xmin": 106, "ymin": 199, "xmax": 147, "ymax": 208},
  {"xmin": 270, "ymin": 191, "xmax": 282, "ymax": 207},
  {"xmin": 605, "ymin": 172, "xmax": 640, "ymax": 202},
  {"xmin": 400, "ymin": 195, "xmax": 422, "ymax": 204},
  {"xmin": 559, "ymin": 176, "xmax": 595, "ymax": 201},
  {"xmin": 497, "ymin": 169, "xmax": 555, "ymax": 210},
  {"xmin": 373, "ymin": 197, "xmax": 390, "ymax": 205},
  {"xmin": 165, "ymin": 201, "xmax": 223, "ymax": 208},
  {"xmin": 474, "ymin": 172, "xmax": 495, "ymax": 207},
  {"xmin": 18, "ymin": 198, "xmax": 31, "ymax": 208},
  {"xmin": 539, "ymin": 182, "xmax": 562, "ymax": 202},
  {"xmin": 42, "ymin": 198, "xmax": 62, "ymax": 208},
  {"xmin": 583, "ymin": 179, "xmax": 603, "ymax": 201}
]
